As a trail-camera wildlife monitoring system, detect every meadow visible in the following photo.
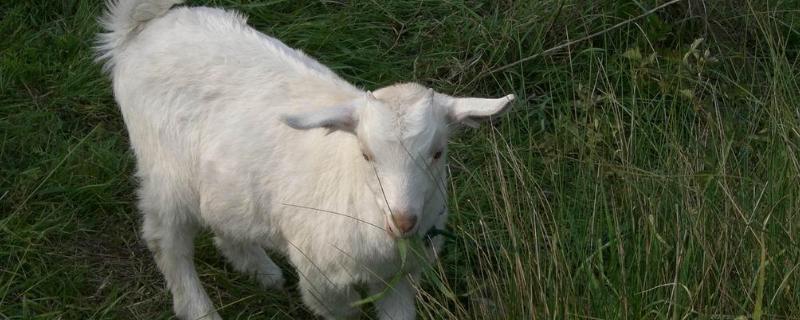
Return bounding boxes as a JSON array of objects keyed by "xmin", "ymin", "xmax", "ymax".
[{"xmin": 2, "ymin": 0, "xmax": 799, "ymax": 318}]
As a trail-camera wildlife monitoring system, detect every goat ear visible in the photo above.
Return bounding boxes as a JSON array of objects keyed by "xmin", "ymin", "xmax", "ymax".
[
  {"xmin": 446, "ymin": 94, "xmax": 515, "ymax": 128},
  {"xmin": 281, "ymin": 103, "xmax": 358, "ymax": 133}
]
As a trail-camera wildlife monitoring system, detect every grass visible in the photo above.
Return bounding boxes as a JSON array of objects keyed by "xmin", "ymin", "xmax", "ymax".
[{"xmin": 2, "ymin": 0, "xmax": 799, "ymax": 318}]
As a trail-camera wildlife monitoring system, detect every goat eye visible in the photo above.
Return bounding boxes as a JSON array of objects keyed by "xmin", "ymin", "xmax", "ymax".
[
  {"xmin": 362, "ymin": 152, "xmax": 371, "ymax": 161},
  {"xmin": 433, "ymin": 150, "xmax": 443, "ymax": 160}
]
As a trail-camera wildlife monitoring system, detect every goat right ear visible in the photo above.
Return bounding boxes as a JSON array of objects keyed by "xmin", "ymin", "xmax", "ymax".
[
  {"xmin": 445, "ymin": 94, "xmax": 515, "ymax": 128},
  {"xmin": 281, "ymin": 104, "xmax": 358, "ymax": 133}
]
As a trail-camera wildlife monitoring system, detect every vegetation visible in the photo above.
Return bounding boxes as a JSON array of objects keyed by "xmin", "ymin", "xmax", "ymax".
[{"xmin": 2, "ymin": 0, "xmax": 798, "ymax": 318}]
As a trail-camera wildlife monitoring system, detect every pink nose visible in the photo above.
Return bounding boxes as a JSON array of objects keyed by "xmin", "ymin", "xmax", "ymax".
[{"xmin": 391, "ymin": 211, "xmax": 418, "ymax": 235}]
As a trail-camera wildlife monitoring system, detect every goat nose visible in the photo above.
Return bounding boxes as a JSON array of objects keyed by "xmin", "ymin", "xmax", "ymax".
[{"xmin": 391, "ymin": 212, "xmax": 418, "ymax": 235}]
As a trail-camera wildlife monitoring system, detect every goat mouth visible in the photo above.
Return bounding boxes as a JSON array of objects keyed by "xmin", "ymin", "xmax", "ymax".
[
  {"xmin": 384, "ymin": 220, "xmax": 405, "ymax": 239},
  {"xmin": 385, "ymin": 220, "xmax": 397, "ymax": 238}
]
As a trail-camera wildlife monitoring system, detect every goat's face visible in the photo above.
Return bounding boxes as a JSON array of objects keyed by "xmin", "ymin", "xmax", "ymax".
[{"xmin": 282, "ymin": 83, "xmax": 514, "ymax": 238}]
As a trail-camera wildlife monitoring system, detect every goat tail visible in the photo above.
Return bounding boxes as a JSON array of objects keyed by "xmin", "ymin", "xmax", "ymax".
[{"xmin": 95, "ymin": 0, "xmax": 184, "ymax": 71}]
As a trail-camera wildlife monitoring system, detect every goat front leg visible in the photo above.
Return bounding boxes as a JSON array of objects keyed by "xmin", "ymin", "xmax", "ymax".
[
  {"xmin": 297, "ymin": 276, "xmax": 361, "ymax": 320},
  {"xmin": 370, "ymin": 275, "xmax": 416, "ymax": 320},
  {"xmin": 213, "ymin": 235, "xmax": 285, "ymax": 289},
  {"xmin": 289, "ymin": 250, "xmax": 361, "ymax": 320}
]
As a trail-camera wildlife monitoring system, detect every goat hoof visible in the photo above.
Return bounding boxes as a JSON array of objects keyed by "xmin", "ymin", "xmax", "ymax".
[{"xmin": 257, "ymin": 271, "xmax": 285, "ymax": 289}]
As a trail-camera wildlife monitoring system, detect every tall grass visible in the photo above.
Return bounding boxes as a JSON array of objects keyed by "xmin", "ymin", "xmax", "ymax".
[{"xmin": 1, "ymin": 0, "xmax": 798, "ymax": 319}]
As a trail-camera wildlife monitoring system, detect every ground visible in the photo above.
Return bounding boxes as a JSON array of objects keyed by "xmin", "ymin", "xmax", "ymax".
[{"xmin": 1, "ymin": 0, "xmax": 799, "ymax": 319}]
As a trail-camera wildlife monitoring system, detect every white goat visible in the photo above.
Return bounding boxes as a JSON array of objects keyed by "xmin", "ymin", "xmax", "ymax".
[{"xmin": 97, "ymin": 0, "xmax": 514, "ymax": 319}]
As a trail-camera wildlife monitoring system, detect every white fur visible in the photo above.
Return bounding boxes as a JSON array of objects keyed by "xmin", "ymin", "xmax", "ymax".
[{"xmin": 96, "ymin": 1, "xmax": 514, "ymax": 319}]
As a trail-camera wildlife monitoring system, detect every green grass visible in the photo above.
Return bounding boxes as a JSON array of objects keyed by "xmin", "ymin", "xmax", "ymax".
[{"xmin": 2, "ymin": 0, "xmax": 799, "ymax": 319}]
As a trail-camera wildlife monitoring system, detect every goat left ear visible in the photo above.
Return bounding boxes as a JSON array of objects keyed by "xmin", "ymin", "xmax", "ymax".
[
  {"xmin": 446, "ymin": 94, "xmax": 515, "ymax": 128},
  {"xmin": 281, "ymin": 92, "xmax": 378, "ymax": 132},
  {"xmin": 280, "ymin": 99, "xmax": 362, "ymax": 133}
]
